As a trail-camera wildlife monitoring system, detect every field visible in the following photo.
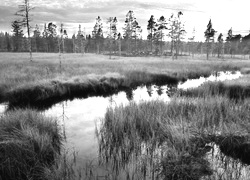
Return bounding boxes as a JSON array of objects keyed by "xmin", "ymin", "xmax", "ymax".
[
  {"xmin": 1, "ymin": 52, "xmax": 250, "ymax": 89},
  {"xmin": 0, "ymin": 52, "xmax": 250, "ymax": 104},
  {"xmin": 1, "ymin": 52, "xmax": 250, "ymax": 179}
]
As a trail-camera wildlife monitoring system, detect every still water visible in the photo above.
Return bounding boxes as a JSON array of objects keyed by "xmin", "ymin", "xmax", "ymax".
[
  {"xmin": 43, "ymin": 71, "xmax": 243, "ymax": 165},
  {"xmin": 44, "ymin": 85, "xmax": 172, "ymax": 165},
  {"xmin": 0, "ymin": 71, "xmax": 242, "ymax": 167}
]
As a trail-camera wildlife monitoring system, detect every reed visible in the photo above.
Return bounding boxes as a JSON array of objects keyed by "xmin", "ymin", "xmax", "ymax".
[{"xmin": 98, "ymin": 97, "xmax": 250, "ymax": 179}]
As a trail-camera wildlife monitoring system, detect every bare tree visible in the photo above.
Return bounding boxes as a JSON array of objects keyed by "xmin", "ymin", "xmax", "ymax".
[
  {"xmin": 59, "ymin": 24, "xmax": 67, "ymax": 54},
  {"xmin": 188, "ymin": 28, "xmax": 196, "ymax": 58},
  {"xmin": 107, "ymin": 17, "xmax": 118, "ymax": 59},
  {"xmin": 15, "ymin": 0, "xmax": 34, "ymax": 61},
  {"xmin": 58, "ymin": 24, "xmax": 67, "ymax": 73},
  {"xmin": 117, "ymin": 33, "xmax": 122, "ymax": 57}
]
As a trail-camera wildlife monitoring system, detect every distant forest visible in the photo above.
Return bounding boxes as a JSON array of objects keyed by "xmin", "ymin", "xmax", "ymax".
[
  {"xmin": 1, "ymin": 0, "xmax": 250, "ymax": 59},
  {"xmin": 1, "ymin": 30, "xmax": 250, "ymax": 57}
]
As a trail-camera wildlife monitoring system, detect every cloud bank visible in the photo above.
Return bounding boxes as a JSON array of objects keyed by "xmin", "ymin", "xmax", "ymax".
[{"xmin": 1, "ymin": 0, "xmax": 249, "ymax": 40}]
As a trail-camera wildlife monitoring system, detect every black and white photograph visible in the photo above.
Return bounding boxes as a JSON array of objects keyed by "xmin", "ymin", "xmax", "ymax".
[{"xmin": 0, "ymin": 0, "xmax": 250, "ymax": 179}]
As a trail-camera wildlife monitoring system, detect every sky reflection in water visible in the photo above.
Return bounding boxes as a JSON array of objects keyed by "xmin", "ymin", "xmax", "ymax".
[{"xmin": 0, "ymin": 71, "xmax": 242, "ymax": 165}]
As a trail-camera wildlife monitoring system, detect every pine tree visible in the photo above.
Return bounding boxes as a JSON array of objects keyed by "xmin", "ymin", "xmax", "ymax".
[
  {"xmin": 123, "ymin": 10, "xmax": 137, "ymax": 54},
  {"xmin": 42, "ymin": 23, "xmax": 49, "ymax": 52},
  {"xmin": 107, "ymin": 17, "xmax": 118, "ymax": 59},
  {"xmin": 5, "ymin": 32, "xmax": 11, "ymax": 52},
  {"xmin": 33, "ymin": 24, "xmax": 41, "ymax": 52},
  {"xmin": 132, "ymin": 20, "xmax": 142, "ymax": 54},
  {"xmin": 147, "ymin": 15, "xmax": 156, "ymax": 53},
  {"xmin": 72, "ymin": 34, "xmax": 76, "ymax": 53},
  {"xmin": 241, "ymin": 33, "xmax": 250, "ymax": 59},
  {"xmin": 76, "ymin": 25, "xmax": 85, "ymax": 55},
  {"xmin": 47, "ymin": 22, "xmax": 57, "ymax": 52},
  {"xmin": 204, "ymin": 19, "xmax": 216, "ymax": 60},
  {"xmin": 92, "ymin": 16, "xmax": 103, "ymax": 54},
  {"xmin": 226, "ymin": 28, "xmax": 241, "ymax": 58},
  {"xmin": 168, "ymin": 12, "xmax": 185, "ymax": 59},
  {"xmin": 11, "ymin": 20, "xmax": 24, "ymax": 52},
  {"xmin": 156, "ymin": 16, "xmax": 168, "ymax": 55},
  {"xmin": 0, "ymin": 32, "xmax": 5, "ymax": 51},
  {"xmin": 217, "ymin": 33, "xmax": 223, "ymax": 58}
]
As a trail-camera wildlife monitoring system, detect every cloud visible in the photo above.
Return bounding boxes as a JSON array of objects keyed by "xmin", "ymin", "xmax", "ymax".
[
  {"xmin": 3, "ymin": 0, "xmax": 240, "ymax": 40},
  {"xmin": 0, "ymin": 6, "xmax": 17, "ymax": 32}
]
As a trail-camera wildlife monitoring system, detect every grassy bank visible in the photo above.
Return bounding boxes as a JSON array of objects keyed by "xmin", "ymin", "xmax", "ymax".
[
  {"xmin": 0, "ymin": 53, "xmax": 249, "ymax": 106},
  {"xmin": 0, "ymin": 110, "xmax": 65, "ymax": 180},
  {"xmin": 98, "ymin": 97, "xmax": 250, "ymax": 179},
  {"xmin": 177, "ymin": 75, "xmax": 250, "ymax": 100},
  {"xmin": 4, "ymin": 71, "xmax": 179, "ymax": 109}
]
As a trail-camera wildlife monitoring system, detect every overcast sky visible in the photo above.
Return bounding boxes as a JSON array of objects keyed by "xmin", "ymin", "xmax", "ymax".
[{"xmin": 1, "ymin": 0, "xmax": 250, "ymax": 41}]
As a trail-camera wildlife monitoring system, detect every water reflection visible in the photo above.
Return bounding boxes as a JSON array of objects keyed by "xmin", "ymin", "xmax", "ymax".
[
  {"xmin": 204, "ymin": 143, "xmax": 250, "ymax": 180},
  {"xmin": 42, "ymin": 72, "xmax": 242, "ymax": 167},
  {"xmin": 178, "ymin": 71, "xmax": 242, "ymax": 89},
  {"xmin": 43, "ymin": 85, "xmax": 172, "ymax": 166},
  {"xmin": 0, "ymin": 71, "xmax": 243, "ymax": 171},
  {"xmin": 45, "ymin": 97, "xmax": 110, "ymax": 165},
  {"xmin": 0, "ymin": 103, "xmax": 6, "ymax": 116}
]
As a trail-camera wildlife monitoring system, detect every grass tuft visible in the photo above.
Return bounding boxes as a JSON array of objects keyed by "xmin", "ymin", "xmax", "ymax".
[{"xmin": 0, "ymin": 109, "xmax": 63, "ymax": 180}]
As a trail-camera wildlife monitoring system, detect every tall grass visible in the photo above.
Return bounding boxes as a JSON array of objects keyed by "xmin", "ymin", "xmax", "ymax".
[
  {"xmin": 4, "ymin": 71, "xmax": 180, "ymax": 109},
  {"xmin": 177, "ymin": 81, "xmax": 250, "ymax": 100},
  {"xmin": 0, "ymin": 109, "xmax": 63, "ymax": 180},
  {"xmin": 98, "ymin": 97, "xmax": 250, "ymax": 179},
  {"xmin": 1, "ymin": 53, "xmax": 249, "ymax": 106}
]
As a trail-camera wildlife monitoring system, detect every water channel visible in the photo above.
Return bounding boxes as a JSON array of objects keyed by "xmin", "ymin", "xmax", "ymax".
[{"xmin": 0, "ymin": 71, "xmax": 243, "ymax": 177}]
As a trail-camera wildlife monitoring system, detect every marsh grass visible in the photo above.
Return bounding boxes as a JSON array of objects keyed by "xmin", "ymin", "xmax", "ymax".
[
  {"xmin": 98, "ymin": 97, "xmax": 250, "ymax": 179},
  {"xmin": 4, "ymin": 71, "xmax": 180, "ymax": 109},
  {"xmin": 0, "ymin": 109, "xmax": 63, "ymax": 180},
  {"xmin": 0, "ymin": 53, "xmax": 249, "ymax": 106},
  {"xmin": 177, "ymin": 81, "xmax": 250, "ymax": 101}
]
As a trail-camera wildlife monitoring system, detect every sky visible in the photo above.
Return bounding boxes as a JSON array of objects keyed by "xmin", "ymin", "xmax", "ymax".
[{"xmin": 1, "ymin": 0, "xmax": 250, "ymax": 41}]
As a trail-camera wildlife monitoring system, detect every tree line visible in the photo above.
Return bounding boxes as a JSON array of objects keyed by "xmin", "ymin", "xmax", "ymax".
[
  {"xmin": 0, "ymin": 6, "xmax": 189, "ymax": 60},
  {"xmin": 1, "ymin": 0, "xmax": 250, "ymax": 60},
  {"xmin": 203, "ymin": 19, "xmax": 250, "ymax": 59}
]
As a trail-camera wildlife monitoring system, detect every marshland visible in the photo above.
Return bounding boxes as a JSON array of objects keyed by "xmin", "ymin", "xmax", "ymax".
[
  {"xmin": 2, "ymin": 0, "xmax": 250, "ymax": 179},
  {"xmin": 1, "ymin": 52, "xmax": 250, "ymax": 180}
]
